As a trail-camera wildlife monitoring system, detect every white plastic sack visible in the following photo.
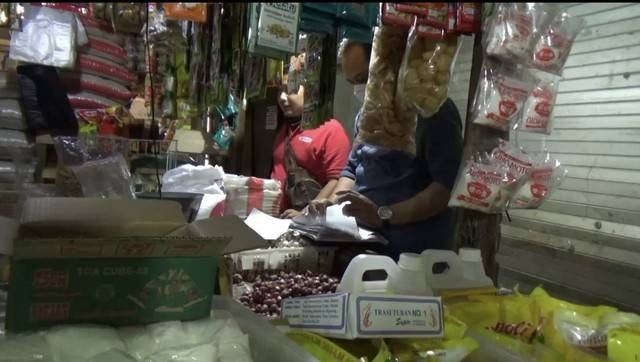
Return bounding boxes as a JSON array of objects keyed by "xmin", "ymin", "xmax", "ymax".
[
  {"xmin": 145, "ymin": 344, "xmax": 217, "ymax": 362},
  {"xmin": 45, "ymin": 325, "xmax": 126, "ymax": 362},
  {"xmin": 162, "ymin": 164, "xmax": 227, "ymax": 220},
  {"xmin": 10, "ymin": 5, "xmax": 87, "ymax": 68},
  {"xmin": 0, "ymin": 332, "xmax": 51, "ymax": 361}
]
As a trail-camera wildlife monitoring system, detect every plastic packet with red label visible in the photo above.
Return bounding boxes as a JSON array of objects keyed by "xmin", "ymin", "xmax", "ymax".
[
  {"xmin": 509, "ymin": 152, "xmax": 567, "ymax": 209},
  {"xmin": 532, "ymin": 11, "xmax": 585, "ymax": 76},
  {"xmin": 448, "ymin": 153, "xmax": 515, "ymax": 213},
  {"xmin": 456, "ymin": 3, "xmax": 482, "ymax": 35},
  {"xmin": 398, "ymin": 19, "xmax": 460, "ymax": 118},
  {"xmin": 516, "ymin": 73, "xmax": 559, "ymax": 135},
  {"xmin": 490, "ymin": 139, "xmax": 533, "ymax": 203},
  {"xmin": 471, "ymin": 60, "xmax": 535, "ymax": 131},
  {"xmin": 381, "ymin": 3, "xmax": 416, "ymax": 28},
  {"xmin": 394, "ymin": 3, "xmax": 429, "ymax": 17},
  {"xmin": 422, "ymin": 3, "xmax": 448, "ymax": 29},
  {"xmin": 485, "ymin": 3, "xmax": 550, "ymax": 64}
]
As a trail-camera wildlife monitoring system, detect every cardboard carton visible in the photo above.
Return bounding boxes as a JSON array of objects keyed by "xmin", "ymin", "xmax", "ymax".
[
  {"xmin": 7, "ymin": 197, "xmax": 266, "ymax": 332},
  {"xmin": 282, "ymin": 292, "xmax": 444, "ymax": 340}
]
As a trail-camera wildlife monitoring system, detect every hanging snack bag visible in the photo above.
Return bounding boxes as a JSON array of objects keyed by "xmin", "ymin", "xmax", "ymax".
[
  {"xmin": 485, "ymin": 3, "xmax": 548, "ymax": 64},
  {"xmin": 471, "ymin": 61, "xmax": 534, "ymax": 131},
  {"xmin": 164, "ymin": 3, "xmax": 208, "ymax": 23},
  {"xmin": 398, "ymin": 19, "xmax": 459, "ymax": 118},
  {"xmin": 509, "ymin": 152, "xmax": 567, "ymax": 209},
  {"xmin": 448, "ymin": 155, "xmax": 513, "ymax": 214},
  {"xmin": 357, "ymin": 23, "xmax": 414, "ymax": 154},
  {"xmin": 490, "ymin": 139, "xmax": 534, "ymax": 209},
  {"xmin": 381, "ymin": 3, "xmax": 415, "ymax": 28},
  {"xmin": 517, "ymin": 74, "xmax": 559, "ymax": 135},
  {"xmin": 532, "ymin": 11, "xmax": 585, "ymax": 76},
  {"xmin": 456, "ymin": 3, "xmax": 482, "ymax": 35},
  {"xmin": 422, "ymin": 3, "xmax": 448, "ymax": 29}
]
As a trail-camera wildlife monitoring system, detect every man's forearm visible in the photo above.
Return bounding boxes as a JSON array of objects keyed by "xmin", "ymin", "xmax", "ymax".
[
  {"xmin": 388, "ymin": 182, "xmax": 451, "ymax": 226},
  {"xmin": 315, "ymin": 179, "xmax": 338, "ymax": 200},
  {"xmin": 328, "ymin": 177, "xmax": 355, "ymax": 202}
]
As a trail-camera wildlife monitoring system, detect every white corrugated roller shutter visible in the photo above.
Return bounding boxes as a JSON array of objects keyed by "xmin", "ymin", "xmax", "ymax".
[{"xmin": 449, "ymin": 3, "xmax": 640, "ymax": 311}]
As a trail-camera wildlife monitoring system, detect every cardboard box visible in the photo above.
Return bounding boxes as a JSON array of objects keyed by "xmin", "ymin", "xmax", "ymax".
[
  {"xmin": 7, "ymin": 197, "xmax": 266, "ymax": 332},
  {"xmin": 281, "ymin": 292, "xmax": 444, "ymax": 339}
]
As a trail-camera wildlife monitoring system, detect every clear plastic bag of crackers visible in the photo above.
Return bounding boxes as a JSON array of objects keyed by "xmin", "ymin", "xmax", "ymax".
[
  {"xmin": 515, "ymin": 71, "xmax": 560, "ymax": 135},
  {"xmin": 398, "ymin": 17, "xmax": 460, "ymax": 119}
]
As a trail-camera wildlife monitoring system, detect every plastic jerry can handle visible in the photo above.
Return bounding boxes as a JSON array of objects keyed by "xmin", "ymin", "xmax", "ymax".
[
  {"xmin": 336, "ymin": 254, "xmax": 398, "ymax": 294},
  {"xmin": 422, "ymin": 250, "xmax": 464, "ymax": 281}
]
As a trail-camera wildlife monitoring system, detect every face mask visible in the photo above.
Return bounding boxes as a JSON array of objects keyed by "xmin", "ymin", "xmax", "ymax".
[{"xmin": 353, "ymin": 84, "xmax": 366, "ymax": 103}]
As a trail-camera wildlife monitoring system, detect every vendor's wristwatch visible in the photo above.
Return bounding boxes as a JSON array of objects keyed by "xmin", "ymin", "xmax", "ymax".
[{"xmin": 377, "ymin": 206, "xmax": 393, "ymax": 228}]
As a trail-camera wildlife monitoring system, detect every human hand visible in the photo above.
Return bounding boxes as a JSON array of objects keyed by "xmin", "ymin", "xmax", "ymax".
[
  {"xmin": 335, "ymin": 190, "xmax": 382, "ymax": 229},
  {"xmin": 308, "ymin": 198, "xmax": 335, "ymax": 217},
  {"xmin": 280, "ymin": 209, "xmax": 303, "ymax": 219}
]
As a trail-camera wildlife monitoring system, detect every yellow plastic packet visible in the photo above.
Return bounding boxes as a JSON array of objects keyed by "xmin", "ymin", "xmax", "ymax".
[
  {"xmin": 608, "ymin": 325, "xmax": 640, "ymax": 362},
  {"xmin": 287, "ymin": 330, "xmax": 392, "ymax": 362},
  {"xmin": 387, "ymin": 337, "xmax": 479, "ymax": 362}
]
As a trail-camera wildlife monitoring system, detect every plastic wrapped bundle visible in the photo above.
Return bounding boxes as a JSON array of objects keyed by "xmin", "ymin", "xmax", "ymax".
[
  {"xmin": 357, "ymin": 25, "xmax": 415, "ymax": 154},
  {"xmin": 223, "ymin": 174, "xmax": 282, "ymax": 219}
]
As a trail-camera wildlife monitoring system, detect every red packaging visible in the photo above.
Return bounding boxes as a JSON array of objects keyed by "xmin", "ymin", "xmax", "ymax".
[
  {"xmin": 61, "ymin": 73, "xmax": 135, "ymax": 103},
  {"xmin": 446, "ymin": 3, "xmax": 458, "ymax": 35},
  {"xmin": 456, "ymin": 3, "xmax": 482, "ymax": 34},
  {"xmin": 394, "ymin": 3, "xmax": 429, "ymax": 17},
  {"xmin": 164, "ymin": 3, "xmax": 208, "ymax": 23},
  {"xmin": 416, "ymin": 21, "xmax": 446, "ymax": 40},
  {"xmin": 68, "ymin": 91, "xmax": 119, "ymax": 110},
  {"xmin": 77, "ymin": 54, "xmax": 137, "ymax": 85},
  {"xmin": 382, "ymin": 3, "xmax": 416, "ymax": 28},
  {"xmin": 422, "ymin": 3, "xmax": 448, "ymax": 29},
  {"xmin": 448, "ymin": 159, "xmax": 514, "ymax": 213},
  {"xmin": 84, "ymin": 37, "xmax": 128, "ymax": 64}
]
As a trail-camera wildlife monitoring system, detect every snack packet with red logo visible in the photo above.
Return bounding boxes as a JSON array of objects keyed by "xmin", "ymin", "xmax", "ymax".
[
  {"xmin": 485, "ymin": 3, "xmax": 550, "ymax": 64},
  {"xmin": 509, "ymin": 152, "xmax": 567, "ymax": 209},
  {"xmin": 491, "ymin": 139, "xmax": 533, "ymax": 196},
  {"xmin": 517, "ymin": 73, "xmax": 559, "ymax": 135},
  {"xmin": 448, "ymin": 153, "xmax": 514, "ymax": 213},
  {"xmin": 381, "ymin": 3, "xmax": 416, "ymax": 28},
  {"xmin": 456, "ymin": 3, "xmax": 482, "ymax": 35},
  {"xmin": 532, "ymin": 11, "xmax": 585, "ymax": 76},
  {"xmin": 471, "ymin": 60, "xmax": 535, "ymax": 131}
]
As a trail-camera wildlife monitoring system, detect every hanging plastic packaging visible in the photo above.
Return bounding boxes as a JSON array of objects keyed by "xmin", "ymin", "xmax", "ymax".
[
  {"xmin": 532, "ymin": 11, "xmax": 585, "ymax": 76},
  {"xmin": 448, "ymin": 154, "xmax": 514, "ymax": 214},
  {"xmin": 357, "ymin": 24, "xmax": 415, "ymax": 154},
  {"xmin": 398, "ymin": 20, "xmax": 460, "ymax": 118},
  {"xmin": 9, "ymin": 4, "xmax": 87, "ymax": 68},
  {"xmin": 509, "ymin": 152, "xmax": 567, "ymax": 209},
  {"xmin": 471, "ymin": 61, "xmax": 535, "ymax": 131},
  {"xmin": 456, "ymin": 3, "xmax": 482, "ymax": 35},
  {"xmin": 485, "ymin": 3, "xmax": 549, "ymax": 64},
  {"xmin": 516, "ymin": 73, "xmax": 559, "ymax": 135},
  {"xmin": 381, "ymin": 3, "xmax": 415, "ymax": 28},
  {"xmin": 111, "ymin": 3, "xmax": 143, "ymax": 34},
  {"xmin": 165, "ymin": 3, "xmax": 208, "ymax": 23},
  {"xmin": 491, "ymin": 139, "xmax": 533, "ymax": 182}
]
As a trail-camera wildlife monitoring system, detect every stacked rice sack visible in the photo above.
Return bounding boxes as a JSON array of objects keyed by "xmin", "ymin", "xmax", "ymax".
[
  {"xmin": 60, "ymin": 16, "xmax": 137, "ymax": 113},
  {"xmin": 0, "ymin": 27, "xmax": 31, "ymax": 185}
]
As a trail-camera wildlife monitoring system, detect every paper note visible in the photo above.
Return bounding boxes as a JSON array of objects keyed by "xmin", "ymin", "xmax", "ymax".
[{"xmin": 244, "ymin": 208, "xmax": 291, "ymax": 240}]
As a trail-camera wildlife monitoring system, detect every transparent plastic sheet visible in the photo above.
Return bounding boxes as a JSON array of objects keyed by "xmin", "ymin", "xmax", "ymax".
[
  {"xmin": 484, "ymin": 3, "xmax": 551, "ymax": 65},
  {"xmin": 515, "ymin": 72, "xmax": 559, "ymax": 135},
  {"xmin": 531, "ymin": 11, "xmax": 585, "ymax": 76},
  {"xmin": 448, "ymin": 152, "xmax": 514, "ymax": 214},
  {"xmin": 53, "ymin": 136, "xmax": 134, "ymax": 198},
  {"xmin": 143, "ymin": 4, "xmax": 186, "ymax": 51},
  {"xmin": 110, "ymin": 3, "xmax": 143, "ymax": 34},
  {"xmin": 300, "ymin": 32, "xmax": 325, "ymax": 129},
  {"xmin": 398, "ymin": 20, "xmax": 460, "ymax": 119},
  {"xmin": 470, "ymin": 60, "xmax": 535, "ymax": 132},
  {"xmin": 508, "ymin": 151, "xmax": 567, "ymax": 210},
  {"xmin": 357, "ymin": 25, "xmax": 416, "ymax": 155}
]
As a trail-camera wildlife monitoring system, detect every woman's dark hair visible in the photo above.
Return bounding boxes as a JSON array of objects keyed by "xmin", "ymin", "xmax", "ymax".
[{"xmin": 338, "ymin": 39, "xmax": 372, "ymax": 65}]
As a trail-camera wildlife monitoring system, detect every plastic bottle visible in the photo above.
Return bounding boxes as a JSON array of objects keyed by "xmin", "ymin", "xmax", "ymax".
[
  {"xmin": 336, "ymin": 254, "xmax": 398, "ymax": 294},
  {"xmin": 391, "ymin": 253, "xmax": 433, "ymax": 296},
  {"xmin": 422, "ymin": 248, "xmax": 494, "ymax": 293}
]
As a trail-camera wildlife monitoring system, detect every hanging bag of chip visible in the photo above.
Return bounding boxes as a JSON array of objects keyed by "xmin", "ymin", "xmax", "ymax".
[
  {"xmin": 397, "ymin": 17, "xmax": 460, "ymax": 119},
  {"xmin": 516, "ymin": 72, "xmax": 559, "ymax": 135},
  {"xmin": 448, "ymin": 153, "xmax": 514, "ymax": 214},
  {"xmin": 531, "ymin": 11, "xmax": 585, "ymax": 76},
  {"xmin": 484, "ymin": 3, "xmax": 549, "ymax": 65},
  {"xmin": 508, "ymin": 151, "xmax": 567, "ymax": 209},
  {"xmin": 471, "ymin": 60, "xmax": 535, "ymax": 131},
  {"xmin": 164, "ymin": 3, "xmax": 208, "ymax": 23}
]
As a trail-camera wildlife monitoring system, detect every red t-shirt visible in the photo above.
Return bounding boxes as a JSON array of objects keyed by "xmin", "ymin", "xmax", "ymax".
[{"xmin": 271, "ymin": 119, "xmax": 351, "ymax": 212}]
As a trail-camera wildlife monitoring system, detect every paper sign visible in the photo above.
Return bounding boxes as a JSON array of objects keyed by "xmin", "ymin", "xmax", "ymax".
[
  {"xmin": 257, "ymin": 3, "xmax": 300, "ymax": 54},
  {"xmin": 282, "ymin": 293, "xmax": 348, "ymax": 333}
]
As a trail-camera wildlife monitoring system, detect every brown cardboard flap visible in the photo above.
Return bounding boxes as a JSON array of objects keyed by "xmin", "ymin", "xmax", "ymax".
[
  {"xmin": 182, "ymin": 216, "xmax": 267, "ymax": 254},
  {"xmin": 13, "ymin": 236, "xmax": 231, "ymax": 259},
  {"xmin": 20, "ymin": 198, "xmax": 186, "ymax": 237}
]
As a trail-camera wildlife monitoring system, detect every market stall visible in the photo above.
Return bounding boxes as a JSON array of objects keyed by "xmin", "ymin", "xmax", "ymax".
[{"xmin": 0, "ymin": 2, "xmax": 639, "ymax": 362}]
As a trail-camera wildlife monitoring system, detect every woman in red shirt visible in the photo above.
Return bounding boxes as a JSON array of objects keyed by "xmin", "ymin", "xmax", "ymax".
[{"xmin": 271, "ymin": 81, "xmax": 351, "ymax": 218}]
